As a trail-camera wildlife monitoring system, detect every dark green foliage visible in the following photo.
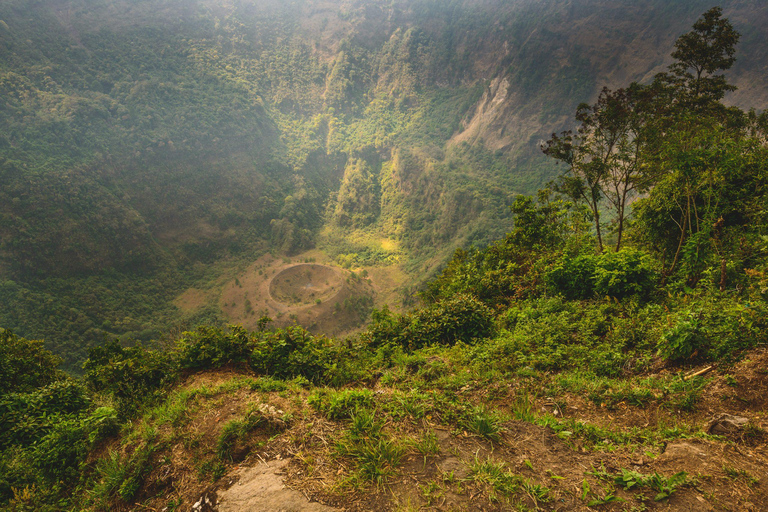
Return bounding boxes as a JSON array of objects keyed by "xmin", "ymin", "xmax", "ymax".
[
  {"xmin": 366, "ymin": 294, "xmax": 494, "ymax": 350},
  {"xmin": 658, "ymin": 314, "xmax": 701, "ymax": 362},
  {"xmin": 0, "ymin": 333, "xmax": 118, "ymax": 509},
  {"xmin": 492, "ymin": 297, "xmax": 630, "ymax": 376},
  {"xmin": 88, "ymin": 444, "xmax": 156, "ymax": 508},
  {"xmin": 657, "ymin": 300, "xmax": 768, "ymax": 363},
  {"xmin": 0, "ymin": 379, "xmax": 90, "ymax": 449},
  {"xmin": 247, "ymin": 376, "xmax": 289, "ymax": 393},
  {"xmin": 423, "ymin": 192, "xmax": 585, "ymax": 305},
  {"xmin": 83, "ymin": 340, "xmax": 177, "ymax": 417},
  {"xmin": 251, "ymin": 326, "xmax": 335, "ymax": 382},
  {"xmin": 546, "ymin": 254, "xmax": 597, "ymax": 300},
  {"xmin": 178, "ymin": 325, "xmax": 253, "ymax": 370},
  {"xmin": 408, "ymin": 294, "xmax": 495, "ymax": 349},
  {"xmin": 593, "ymin": 249, "xmax": 658, "ymax": 300},
  {"xmin": 0, "ymin": 328, "xmax": 62, "ymax": 394}
]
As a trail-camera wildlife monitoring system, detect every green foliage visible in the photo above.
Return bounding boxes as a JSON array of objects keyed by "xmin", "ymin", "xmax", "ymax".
[
  {"xmin": 0, "ymin": 379, "xmax": 90, "ymax": 449},
  {"xmin": 83, "ymin": 340, "xmax": 177, "ymax": 417},
  {"xmin": 251, "ymin": 326, "xmax": 336, "ymax": 383},
  {"xmin": 366, "ymin": 294, "xmax": 495, "ymax": 350},
  {"xmin": 464, "ymin": 406, "xmax": 503, "ymax": 443},
  {"xmin": 87, "ymin": 444, "xmax": 156, "ymax": 509},
  {"xmin": 471, "ymin": 457, "xmax": 552, "ymax": 505},
  {"xmin": 336, "ymin": 409, "xmax": 404, "ymax": 485},
  {"xmin": 658, "ymin": 314, "xmax": 701, "ymax": 362},
  {"xmin": 611, "ymin": 468, "xmax": 689, "ymax": 501},
  {"xmin": 216, "ymin": 409, "xmax": 266, "ymax": 461},
  {"xmin": 593, "ymin": 249, "xmax": 658, "ymax": 300},
  {"xmin": 423, "ymin": 192, "xmax": 584, "ymax": 305},
  {"xmin": 0, "ymin": 329, "xmax": 62, "ymax": 395},
  {"xmin": 546, "ymin": 254, "xmax": 598, "ymax": 300},
  {"xmin": 547, "ymin": 248, "xmax": 657, "ymax": 300},
  {"xmin": 308, "ymin": 388, "xmax": 375, "ymax": 420},
  {"xmin": 178, "ymin": 325, "xmax": 253, "ymax": 370},
  {"xmin": 657, "ymin": 299, "xmax": 768, "ymax": 363}
]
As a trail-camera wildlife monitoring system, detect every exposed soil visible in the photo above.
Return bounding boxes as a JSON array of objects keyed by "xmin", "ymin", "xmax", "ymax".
[
  {"xmin": 269, "ymin": 264, "xmax": 344, "ymax": 306},
  {"xmin": 119, "ymin": 349, "xmax": 768, "ymax": 512},
  {"xmin": 214, "ymin": 253, "xmax": 376, "ymax": 336}
]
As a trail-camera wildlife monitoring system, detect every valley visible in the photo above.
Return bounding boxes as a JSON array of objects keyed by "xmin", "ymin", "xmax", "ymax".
[
  {"xmin": 1, "ymin": 2, "xmax": 768, "ymax": 511},
  {"xmin": 2, "ymin": 0, "xmax": 768, "ymax": 370}
]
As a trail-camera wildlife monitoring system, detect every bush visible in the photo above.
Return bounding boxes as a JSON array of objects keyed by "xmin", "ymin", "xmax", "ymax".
[
  {"xmin": 83, "ymin": 341, "xmax": 177, "ymax": 418},
  {"xmin": 0, "ymin": 329, "xmax": 62, "ymax": 395},
  {"xmin": 31, "ymin": 417, "xmax": 91, "ymax": 482},
  {"xmin": 0, "ymin": 380, "xmax": 91, "ymax": 449},
  {"xmin": 658, "ymin": 300, "xmax": 768, "ymax": 363},
  {"xmin": 545, "ymin": 253, "xmax": 597, "ymax": 299},
  {"xmin": 657, "ymin": 313, "xmax": 702, "ymax": 362},
  {"xmin": 594, "ymin": 248, "xmax": 657, "ymax": 300},
  {"xmin": 409, "ymin": 294, "xmax": 496, "ymax": 348},
  {"xmin": 546, "ymin": 249, "xmax": 658, "ymax": 300},
  {"xmin": 366, "ymin": 295, "xmax": 495, "ymax": 350},
  {"xmin": 251, "ymin": 326, "xmax": 334, "ymax": 382},
  {"xmin": 177, "ymin": 325, "xmax": 253, "ymax": 370}
]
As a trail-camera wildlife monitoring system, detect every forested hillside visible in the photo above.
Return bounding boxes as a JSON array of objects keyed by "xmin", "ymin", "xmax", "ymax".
[
  {"xmin": 1, "ymin": 0, "xmax": 768, "ymax": 370},
  {"xmin": 1, "ymin": 5, "xmax": 768, "ymax": 511}
]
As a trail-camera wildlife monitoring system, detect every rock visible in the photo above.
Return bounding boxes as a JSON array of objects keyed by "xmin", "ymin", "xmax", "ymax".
[
  {"xmin": 707, "ymin": 413, "xmax": 749, "ymax": 435},
  {"xmin": 658, "ymin": 442, "xmax": 709, "ymax": 464},
  {"xmin": 218, "ymin": 460, "xmax": 340, "ymax": 512}
]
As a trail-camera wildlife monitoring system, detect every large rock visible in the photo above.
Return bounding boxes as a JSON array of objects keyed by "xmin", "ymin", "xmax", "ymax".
[{"xmin": 218, "ymin": 460, "xmax": 340, "ymax": 512}]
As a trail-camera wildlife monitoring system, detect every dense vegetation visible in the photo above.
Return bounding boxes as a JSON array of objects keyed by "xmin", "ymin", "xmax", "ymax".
[
  {"xmin": 3, "ymin": 0, "xmax": 765, "ymax": 371},
  {"xmin": 1, "ymin": 8, "xmax": 767, "ymax": 510}
]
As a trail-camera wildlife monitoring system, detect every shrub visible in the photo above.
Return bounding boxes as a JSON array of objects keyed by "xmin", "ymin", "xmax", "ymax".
[
  {"xmin": 409, "ymin": 294, "xmax": 496, "ymax": 348},
  {"xmin": 366, "ymin": 295, "xmax": 495, "ymax": 351},
  {"xmin": 657, "ymin": 313, "xmax": 702, "ymax": 362},
  {"xmin": 546, "ymin": 254, "xmax": 597, "ymax": 299},
  {"xmin": 0, "ymin": 379, "xmax": 91, "ymax": 449},
  {"xmin": 83, "ymin": 341, "xmax": 177, "ymax": 418},
  {"xmin": 0, "ymin": 329, "xmax": 62, "ymax": 395},
  {"xmin": 31, "ymin": 417, "xmax": 91, "ymax": 482},
  {"xmin": 251, "ymin": 326, "xmax": 334, "ymax": 382},
  {"xmin": 658, "ymin": 300, "xmax": 768, "ymax": 363},
  {"xmin": 177, "ymin": 325, "xmax": 253, "ymax": 369},
  {"xmin": 594, "ymin": 248, "xmax": 657, "ymax": 300}
]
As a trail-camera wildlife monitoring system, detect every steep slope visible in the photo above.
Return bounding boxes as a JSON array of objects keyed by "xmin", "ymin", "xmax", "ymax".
[{"xmin": 1, "ymin": 0, "xmax": 767, "ymax": 369}]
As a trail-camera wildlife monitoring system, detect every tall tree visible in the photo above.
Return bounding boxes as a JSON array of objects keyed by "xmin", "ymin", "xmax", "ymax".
[
  {"xmin": 659, "ymin": 6, "xmax": 740, "ymax": 107},
  {"xmin": 542, "ymin": 86, "xmax": 646, "ymax": 252}
]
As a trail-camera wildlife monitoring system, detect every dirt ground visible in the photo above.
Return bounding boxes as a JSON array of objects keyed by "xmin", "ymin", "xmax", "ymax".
[
  {"xmin": 121, "ymin": 349, "xmax": 768, "ymax": 512},
  {"xmin": 174, "ymin": 249, "xmax": 406, "ymax": 338}
]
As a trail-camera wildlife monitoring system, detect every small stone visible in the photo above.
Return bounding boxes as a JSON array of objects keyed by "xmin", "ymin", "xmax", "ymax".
[{"xmin": 707, "ymin": 413, "xmax": 749, "ymax": 435}]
